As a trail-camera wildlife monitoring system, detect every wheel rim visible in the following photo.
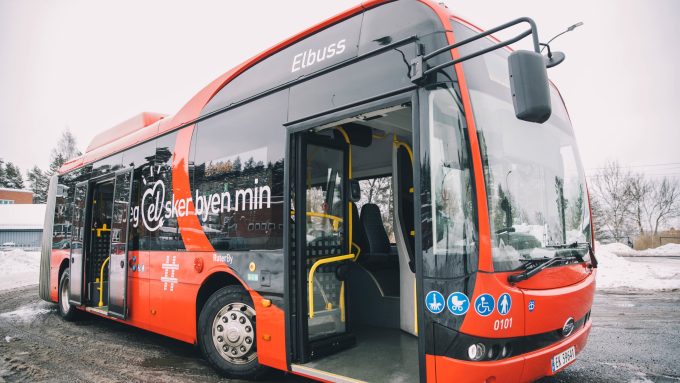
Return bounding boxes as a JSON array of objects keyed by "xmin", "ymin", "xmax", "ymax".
[
  {"xmin": 211, "ymin": 302, "xmax": 257, "ymax": 365},
  {"xmin": 60, "ymin": 276, "xmax": 70, "ymax": 313}
]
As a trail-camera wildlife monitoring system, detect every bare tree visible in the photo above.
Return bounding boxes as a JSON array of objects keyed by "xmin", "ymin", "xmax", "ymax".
[
  {"xmin": 51, "ymin": 127, "xmax": 81, "ymax": 163},
  {"xmin": 590, "ymin": 160, "xmax": 633, "ymax": 240},
  {"xmin": 627, "ymin": 173, "xmax": 651, "ymax": 235},
  {"xmin": 644, "ymin": 177, "xmax": 680, "ymax": 235}
]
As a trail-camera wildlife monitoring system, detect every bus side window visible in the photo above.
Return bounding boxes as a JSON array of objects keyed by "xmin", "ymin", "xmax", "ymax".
[{"xmin": 191, "ymin": 91, "xmax": 287, "ymax": 252}]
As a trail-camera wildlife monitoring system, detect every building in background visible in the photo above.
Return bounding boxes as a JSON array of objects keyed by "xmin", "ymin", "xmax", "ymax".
[
  {"xmin": 0, "ymin": 204, "xmax": 46, "ymax": 249},
  {"xmin": 0, "ymin": 188, "xmax": 34, "ymax": 204}
]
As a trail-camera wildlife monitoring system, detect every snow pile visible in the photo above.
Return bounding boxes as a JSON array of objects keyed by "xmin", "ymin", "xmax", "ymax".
[
  {"xmin": 601, "ymin": 242, "xmax": 635, "ymax": 254},
  {"xmin": 596, "ymin": 243, "xmax": 680, "ymax": 290},
  {"xmin": 0, "ymin": 301, "xmax": 54, "ymax": 322},
  {"xmin": 603, "ymin": 242, "xmax": 680, "ymax": 257},
  {"xmin": 640, "ymin": 243, "xmax": 680, "ymax": 256},
  {"xmin": 0, "ymin": 249, "xmax": 41, "ymax": 291}
]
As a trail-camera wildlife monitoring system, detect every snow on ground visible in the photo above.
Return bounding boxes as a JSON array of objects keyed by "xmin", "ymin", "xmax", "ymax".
[
  {"xmin": 596, "ymin": 243, "xmax": 680, "ymax": 290},
  {"xmin": 640, "ymin": 243, "xmax": 680, "ymax": 256},
  {"xmin": 0, "ymin": 249, "xmax": 41, "ymax": 291},
  {"xmin": 604, "ymin": 242, "xmax": 680, "ymax": 257},
  {"xmin": 0, "ymin": 301, "xmax": 54, "ymax": 322}
]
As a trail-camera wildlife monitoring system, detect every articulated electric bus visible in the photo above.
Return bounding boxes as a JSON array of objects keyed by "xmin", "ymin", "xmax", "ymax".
[{"xmin": 39, "ymin": 1, "xmax": 596, "ymax": 382}]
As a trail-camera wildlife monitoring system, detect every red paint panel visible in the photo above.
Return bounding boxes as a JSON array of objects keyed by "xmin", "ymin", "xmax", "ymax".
[
  {"xmin": 514, "ymin": 263, "xmax": 592, "ymax": 290},
  {"xmin": 429, "ymin": 322, "xmax": 592, "ymax": 383},
  {"xmin": 520, "ymin": 322, "xmax": 591, "ymax": 382},
  {"xmin": 127, "ymin": 250, "xmax": 151, "ymax": 325},
  {"xmin": 522, "ymin": 273, "xmax": 595, "ymax": 335},
  {"xmin": 249, "ymin": 292, "xmax": 287, "ymax": 371},
  {"xmin": 49, "ymin": 249, "xmax": 70, "ymax": 302}
]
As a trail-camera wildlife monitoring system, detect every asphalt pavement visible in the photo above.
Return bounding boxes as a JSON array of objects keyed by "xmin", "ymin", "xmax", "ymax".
[{"xmin": 0, "ymin": 286, "xmax": 678, "ymax": 382}]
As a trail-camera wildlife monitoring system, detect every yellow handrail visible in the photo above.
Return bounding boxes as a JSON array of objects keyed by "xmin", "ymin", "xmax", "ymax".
[
  {"xmin": 393, "ymin": 134, "xmax": 414, "ymax": 162},
  {"xmin": 98, "ymin": 256, "xmax": 110, "ymax": 307},
  {"xmin": 308, "ymin": 253, "xmax": 354, "ymax": 318}
]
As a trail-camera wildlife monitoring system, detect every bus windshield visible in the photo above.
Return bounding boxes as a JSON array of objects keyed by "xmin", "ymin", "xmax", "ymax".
[{"xmin": 452, "ymin": 21, "xmax": 592, "ymax": 272}]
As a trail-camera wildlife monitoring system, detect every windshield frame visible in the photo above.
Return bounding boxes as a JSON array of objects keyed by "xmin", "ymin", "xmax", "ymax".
[{"xmin": 450, "ymin": 18, "xmax": 592, "ymax": 273}]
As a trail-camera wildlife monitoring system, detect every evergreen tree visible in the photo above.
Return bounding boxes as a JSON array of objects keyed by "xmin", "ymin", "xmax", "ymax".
[
  {"xmin": 0, "ymin": 159, "xmax": 6, "ymax": 187},
  {"xmin": 27, "ymin": 166, "xmax": 48, "ymax": 203},
  {"xmin": 4, "ymin": 162, "xmax": 24, "ymax": 189}
]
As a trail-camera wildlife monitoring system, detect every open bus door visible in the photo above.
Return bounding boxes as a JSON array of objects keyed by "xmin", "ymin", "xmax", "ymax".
[
  {"xmin": 293, "ymin": 133, "xmax": 354, "ymax": 362},
  {"xmin": 107, "ymin": 168, "xmax": 133, "ymax": 319},
  {"xmin": 68, "ymin": 181, "xmax": 89, "ymax": 306}
]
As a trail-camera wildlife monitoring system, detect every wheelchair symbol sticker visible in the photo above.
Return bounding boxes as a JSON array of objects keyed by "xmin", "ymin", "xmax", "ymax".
[
  {"xmin": 426, "ymin": 291, "xmax": 445, "ymax": 314},
  {"xmin": 447, "ymin": 292, "xmax": 470, "ymax": 316},
  {"xmin": 497, "ymin": 293, "xmax": 512, "ymax": 316},
  {"xmin": 474, "ymin": 293, "xmax": 495, "ymax": 317}
]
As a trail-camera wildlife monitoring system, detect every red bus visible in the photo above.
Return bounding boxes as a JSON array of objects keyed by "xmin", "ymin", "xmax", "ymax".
[{"xmin": 38, "ymin": 1, "xmax": 597, "ymax": 382}]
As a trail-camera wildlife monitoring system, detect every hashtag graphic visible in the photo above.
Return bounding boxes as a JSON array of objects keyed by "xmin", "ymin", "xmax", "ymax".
[{"xmin": 161, "ymin": 255, "xmax": 179, "ymax": 292}]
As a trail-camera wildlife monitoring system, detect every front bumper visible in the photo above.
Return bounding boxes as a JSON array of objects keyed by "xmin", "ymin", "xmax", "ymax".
[{"xmin": 427, "ymin": 320, "xmax": 592, "ymax": 383}]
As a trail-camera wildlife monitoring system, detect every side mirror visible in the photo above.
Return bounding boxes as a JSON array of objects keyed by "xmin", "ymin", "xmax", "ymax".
[
  {"xmin": 508, "ymin": 50, "xmax": 551, "ymax": 123},
  {"xmin": 349, "ymin": 179, "xmax": 361, "ymax": 202}
]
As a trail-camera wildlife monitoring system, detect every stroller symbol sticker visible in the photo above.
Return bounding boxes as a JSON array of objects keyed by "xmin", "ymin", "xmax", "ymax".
[
  {"xmin": 497, "ymin": 293, "xmax": 512, "ymax": 315},
  {"xmin": 447, "ymin": 292, "xmax": 470, "ymax": 316},
  {"xmin": 425, "ymin": 291, "xmax": 445, "ymax": 314},
  {"xmin": 474, "ymin": 294, "xmax": 495, "ymax": 317}
]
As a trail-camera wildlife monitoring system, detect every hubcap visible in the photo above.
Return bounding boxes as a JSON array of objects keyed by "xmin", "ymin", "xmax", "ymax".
[
  {"xmin": 212, "ymin": 302, "xmax": 256, "ymax": 365},
  {"xmin": 60, "ymin": 277, "xmax": 70, "ymax": 313}
]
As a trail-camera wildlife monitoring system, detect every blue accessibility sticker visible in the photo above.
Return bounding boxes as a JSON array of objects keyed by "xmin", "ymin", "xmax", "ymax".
[
  {"xmin": 528, "ymin": 299, "xmax": 535, "ymax": 312},
  {"xmin": 447, "ymin": 292, "xmax": 470, "ymax": 316},
  {"xmin": 497, "ymin": 293, "xmax": 512, "ymax": 316},
  {"xmin": 474, "ymin": 293, "xmax": 495, "ymax": 317},
  {"xmin": 425, "ymin": 291, "xmax": 445, "ymax": 314}
]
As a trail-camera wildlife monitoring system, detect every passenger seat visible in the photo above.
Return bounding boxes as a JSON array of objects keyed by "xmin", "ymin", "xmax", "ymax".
[{"xmin": 359, "ymin": 204, "xmax": 394, "ymax": 264}]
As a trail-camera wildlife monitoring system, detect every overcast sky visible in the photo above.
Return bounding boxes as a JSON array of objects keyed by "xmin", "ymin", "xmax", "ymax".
[{"xmin": 1, "ymin": 0, "xmax": 679, "ymax": 179}]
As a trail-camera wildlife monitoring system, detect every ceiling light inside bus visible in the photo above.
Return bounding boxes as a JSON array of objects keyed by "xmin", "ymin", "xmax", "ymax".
[{"xmin": 468, "ymin": 343, "xmax": 486, "ymax": 361}]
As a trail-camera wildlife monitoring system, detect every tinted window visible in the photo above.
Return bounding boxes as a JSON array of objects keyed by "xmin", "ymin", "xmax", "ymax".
[
  {"xmin": 193, "ymin": 92, "xmax": 287, "ymax": 251},
  {"xmin": 52, "ymin": 173, "xmax": 75, "ymax": 250},
  {"xmin": 125, "ymin": 141, "xmax": 155, "ymax": 251},
  {"xmin": 147, "ymin": 132, "xmax": 185, "ymax": 251},
  {"xmin": 91, "ymin": 153, "xmax": 123, "ymax": 179},
  {"xmin": 202, "ymin": 15, "xmax": 362, "ymax": 115}
]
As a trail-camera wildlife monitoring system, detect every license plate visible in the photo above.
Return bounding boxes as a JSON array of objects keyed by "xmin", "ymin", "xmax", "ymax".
[{"xmin": 551, "ymin": 346, "xmax": 576, "ymax": 373}]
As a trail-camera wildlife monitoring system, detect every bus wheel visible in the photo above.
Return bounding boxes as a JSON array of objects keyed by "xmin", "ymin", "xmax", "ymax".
[
  {"xmin": 58, "ymin": 268, "xmax": 77, "ymax": 321},
  {"xmin": 198, "ymin": 285, "xmax": 268, "ymax": 379}
]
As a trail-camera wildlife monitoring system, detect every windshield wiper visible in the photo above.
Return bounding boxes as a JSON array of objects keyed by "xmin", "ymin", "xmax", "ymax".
[
  {"xmin": 508, "ymin": 256, "xmax": 564, "ymax": 284},
  {"xmin": 545, "ymin": 241, "xmax": 591, "ymax": 263},
  {"xmin": 495, "ymin": 227, "xmax": 516, "ymax": 235}
]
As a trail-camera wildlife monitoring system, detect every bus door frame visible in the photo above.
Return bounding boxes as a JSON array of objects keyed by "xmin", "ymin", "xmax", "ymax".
[
  {"xmin": 283, "ymin": 90, "xmax": 426, "ymax": 377},
  {"xmin": 69, "ymin": 180, "xmax": 90, "ymax": 306},
  {"xmin": 293, "ymin": 131, "xmax": 350, "ymax": 363},
  {"xmin": 107, "ymin": 168, "xmax": 134, "ymax": 319}
]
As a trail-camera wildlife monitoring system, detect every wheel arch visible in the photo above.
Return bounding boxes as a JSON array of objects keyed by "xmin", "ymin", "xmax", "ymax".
[
  {"xmin": 196, "ymin": 271, "xmax": 244, "ymax": 331},
  {"xmin": 58, "ymin": 258, "xmax": 70, "ymax": 281}
]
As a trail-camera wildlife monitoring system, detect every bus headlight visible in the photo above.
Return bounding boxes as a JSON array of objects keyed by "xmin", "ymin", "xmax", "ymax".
[
  {"xmin": 501, "ymin": 344, "xmax": 510, "ymax": 358},
  {"xmin": 467, "ymin": 343, "xmax": 486, "ymax": 361}
]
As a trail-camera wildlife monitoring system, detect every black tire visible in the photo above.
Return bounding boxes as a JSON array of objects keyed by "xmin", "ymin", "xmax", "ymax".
[
  {"xmin": 58, "ymin": 268, "xmax": 78, "ymax": 321},
  {"xmin": 198, "ymin": 285, "xmax": 268, "ymax": 380}
]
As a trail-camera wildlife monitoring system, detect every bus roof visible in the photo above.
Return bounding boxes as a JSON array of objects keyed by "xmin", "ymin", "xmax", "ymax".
[
  {"xmin": 85, "ymin": 112, "xmax": 167, "ymax": 153},
  {"xmin": 61, "ymin": 0, "xmax": 463, "ymax": 174}
]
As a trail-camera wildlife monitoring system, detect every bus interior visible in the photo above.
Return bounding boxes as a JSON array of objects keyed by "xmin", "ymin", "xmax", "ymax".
[
  {"xmin": 294, "ymin": 102, "xmax": 419, "ymax": 382},
  {"xmin": 87, "ymin": 180, "xmax": 114, "ymax": 310}
]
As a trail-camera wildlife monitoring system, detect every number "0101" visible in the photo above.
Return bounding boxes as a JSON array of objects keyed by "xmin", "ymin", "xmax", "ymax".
[{"xmin": 494, "ymin": 317, "xmax": 513, "ymax": 331}]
